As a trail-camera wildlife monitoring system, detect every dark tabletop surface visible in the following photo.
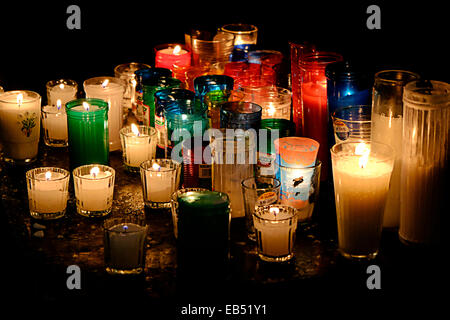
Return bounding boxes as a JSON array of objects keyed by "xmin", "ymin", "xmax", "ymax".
[{"xmin": 0, "ymin": 118, "xmax": 442, "ymax": 315}]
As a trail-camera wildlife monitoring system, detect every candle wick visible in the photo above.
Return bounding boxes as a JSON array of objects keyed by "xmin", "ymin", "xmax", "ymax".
[{"xmin": 123, "ymin": 225, "xmax": 128, "ymax": 232}]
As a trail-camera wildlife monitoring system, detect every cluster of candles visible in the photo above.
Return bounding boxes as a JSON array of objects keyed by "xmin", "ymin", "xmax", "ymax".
[{"xmin": 0, "ymin": 23, "xmax": 448, "ymax": 274}]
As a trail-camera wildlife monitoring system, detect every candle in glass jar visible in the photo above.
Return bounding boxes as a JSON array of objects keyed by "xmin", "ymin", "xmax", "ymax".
[
  {"xmin": 41, "ymin": 100, "xmax": 68, "ymax": 147},
  {"xmin": 120, "ymin": 124, "xmax": 157, "ymax": 171},
  {"xmin": 155, "ymin": 44, "xmax": 191, "ymax": 71},
  {"xmin": 46, "ymin": 79, "xmax": 78, "ymax": 107},
  {"xmin": 84, "ymin": 77, "xmax": 125, "ymax": 151},
  {"xmin": 0, "ymin": 90, "xmax": 41, "ymax": 164}
]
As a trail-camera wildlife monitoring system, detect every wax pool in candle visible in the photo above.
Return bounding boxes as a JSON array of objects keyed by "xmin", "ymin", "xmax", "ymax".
[
  {"xmin": 332, "ymin": 153, "xmax": 393, "ymax": 257},
  {"xmin": 28, "ymin": 171, "xmax": 69, "ymax": 214},
  {"xmin": 105, "ymin": 223, "xmax": 148, "ymax": 271},
  {"xmin": 371, "ymin": 112, "xmax": 403, "ymax": 228}
]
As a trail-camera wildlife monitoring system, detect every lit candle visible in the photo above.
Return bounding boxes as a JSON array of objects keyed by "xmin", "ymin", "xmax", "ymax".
[
  {"xmin": 26, "ymin": 167, "xmax": 70, "ymax": 220},
  {"xmin": 104, "ymin": 217, "xmax": 148, "ymax": 275},
  {"xmin": 253, "ymin": 205, "xmax": 298, "ymax": 262},
  {"xmin": 140, "ymin": 159, "xmax": 181, "ymax": 209},
  {"xmin": 331, "ymin": 141, "xmax": 394, "ymax": 260},
  {"xmin": 0, "ymin": 90, "xmax": 41, "ymax": 164},
  {"xmin": 73, "ymin": 164, "xmax": 115, "ymax": 217},
  {"xmin": 41, "ymin": 99, "xmax": 68, "ymax": 147},
  {"xmin": 84, "ymin": 77, "xmax": 125, "ymax": 151},
  {"xmin": 119, "ymin": 124, "xmax": 157, "ymax": 172},
  {"xmin": 46, "ymin": 79, "xmax": 78, "ymax": 107},
  {"xmin": 155, "ymin": 44, "xmax": 191, "ymax": 71}
]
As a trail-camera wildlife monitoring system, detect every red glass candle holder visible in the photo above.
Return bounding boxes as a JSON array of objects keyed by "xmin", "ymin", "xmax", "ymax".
[{"xmin": 154, "ymin": 43, "xmax": 191, "ymax": 71}]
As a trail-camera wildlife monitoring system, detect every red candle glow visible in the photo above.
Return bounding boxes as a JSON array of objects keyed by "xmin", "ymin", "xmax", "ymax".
[{"xmin": 155, "ymin": 44, "xmax": 191, "ymax": 71}]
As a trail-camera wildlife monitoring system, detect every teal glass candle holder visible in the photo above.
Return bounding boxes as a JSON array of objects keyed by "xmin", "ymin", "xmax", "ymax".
[
  {"xmin": 193, "ymin": 75, "xmax": 234, "ymax": 102},
  {"xmin": 66, "ymin": 98, "xmax": 109, "ymax": 169}
]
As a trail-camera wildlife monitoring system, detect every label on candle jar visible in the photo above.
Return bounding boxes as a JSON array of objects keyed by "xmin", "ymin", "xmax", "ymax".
[
  {"xmin": 257, "ymin": 152, "xmax": 276, "ymax": 176},
  {"xmin": 333, "ymin": 119, "xmax": 350, "ymax": 142},
  {"xmin": 256, "ymin": 191, "xmax": 278, "ymax": 206},
  {"xmin": 155, "ymin": 114, "xmax": 166, "ymax": 148}
]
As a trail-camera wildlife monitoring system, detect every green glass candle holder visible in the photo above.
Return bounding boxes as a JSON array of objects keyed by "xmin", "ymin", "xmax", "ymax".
[{"xmin": 66, "ymin": 98, "xmax": 109, "ymax": 169}]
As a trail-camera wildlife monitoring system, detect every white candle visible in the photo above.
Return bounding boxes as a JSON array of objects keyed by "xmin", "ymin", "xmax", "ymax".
[
  {"xmin": 27, "ymin": 169, "xmax": 70, "ymax": 218},
  {"xmin": 332, "ymin": 142, "xmax": 394, "ymax": 258},
  {"xmin": 120, "ymin": 124, "xmax": 157, "ymax": 170},
  {"xmin": 105, "ymin": 222, "xmax": 148, "ymax": 271},
  {"xmin": 84, "ymin": 77, "xmax": 125, "ymax": 151},
  {"xmin": 253, "ymin": 206, "xmax": 297, "ymax": 261},
  {"xmin": 42, "ymin": 102, "xmax": 68, "ymax": 146},
  {"xmin": 0, "ymin": 90, "xmax": 41, "ymax": 162},
  {"xmin": 371, "ymin": 112, "xmax": 403, "ymax": 228},
  {"xmin": 74, "ymin": 165, "xmax": 115, "ymax": 215},
  {"xmin": 47, "ymin": 82, "xmax": 77, "ymax": 107}
]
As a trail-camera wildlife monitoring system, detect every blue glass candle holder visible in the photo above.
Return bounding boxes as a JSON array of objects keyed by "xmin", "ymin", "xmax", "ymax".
[
  {"xmin": 220, "ymin": 101, "xmax": 262, "ymax": 130},
  {"xmin": 193, "ymin": 75, "xmax": 234, "ymax": 102}
]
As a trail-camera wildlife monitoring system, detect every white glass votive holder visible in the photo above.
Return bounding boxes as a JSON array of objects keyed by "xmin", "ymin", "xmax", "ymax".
[
  {"xmin": 104, "ymin": 215, "xmax": 148, "ymax": 275},
  {"xmin": 140, "ymin": 159, "xmax": 181, "ymax": 209},
  {"xmin": 41, "ymin": 105, "xmax": 68, "ymax": 147},
  {"xmin": 253, "ymin": 205, "xmax": 298, "ymax": 262},
  {"xmin": 73, "ymin": 164, "xmax": 115, "ymax": 218},
  {"xmin": 26, "ymin": 167, "xmax": 70, "ymax": 220},
  {"xmin": 120, "ymin": 124, "xmax": 157, "ymax": 172}
]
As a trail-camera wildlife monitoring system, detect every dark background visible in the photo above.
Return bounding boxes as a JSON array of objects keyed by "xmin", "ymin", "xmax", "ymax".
[{"xmin": 0, "ymin": 1, "xmax": 447, "ymax": 99}]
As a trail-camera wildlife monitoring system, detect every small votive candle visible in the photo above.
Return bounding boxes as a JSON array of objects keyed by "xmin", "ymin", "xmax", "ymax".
[
  {"xmin": 253, "ymin": 205, "xmax": 298, "ymax": 262},
  {"xmin": 104, "ymin": 215, "xmax": 148, "ymax": 275},
  {"xmin": 46, "ymin": 79, "xmax": 78, "ymax": 108},
  {"xmin": 140, "ymin": 159, "xmax": 181, "ymax": 209},
  {"xmin": 73, "ymin": 164, "xmax": 115, "ymax": 218},
  {"xmin": 120, "ymin": 124, "xmax": 157, "ymax": 172},
  {"xmin": 41, "ymin": 100, "xmax": 68, "ymax": 147},
  {"xmin": 26, "ymin": 167, "xmax": 70, "ymax": 220},
  {"xmin": 154, "ymin": 43, "xmax": 191, "ymax": 71}
]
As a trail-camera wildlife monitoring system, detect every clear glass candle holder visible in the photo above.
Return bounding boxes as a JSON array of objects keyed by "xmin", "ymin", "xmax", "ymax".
[
  {"xmin": 331, "ymin": 141, "xmax": 395, "ymax": 260},
  {"xmin": 240, "ymin": 86, "xmax": 292, "ymax": 120},
  {"xmin": 140, "ymin": 159, "xmax": 181, "ymax": 209},
  {"xmin": 104, "ymin": 215, "xmax": 148, "ymax": 275},
  {"xmin": 189, "ymin": 31, "xmax": 234, "ymax": 70},
  {"xmin": 331, "ymin": 105, "xmax": 372, "ymax": 144},
  {"xmin": 73, "ymin": 164, "xmax": 115, "ymax": 218},
  {"xmin": 41, "ymin": 105, "xmax": 68, "ymax": 147},
  {"xmin": 170, "ymin": 188, "xmax": 209, "ymax": 239},
  {"xmin": 120, "ymin": 125, "xmax": 157, "ymax": 172},
  {"xmin": 242, "ymin": 176, "xmax": 281, "ymax": 241},
  {"xmin": 253, "ymin": 205, "xmax": 298, "ymax": 262},
  {"xmin": 26, "ymin": 167, "xmax": 70, "ymax": 220},
  {"xmin": 46, "ymin": 79, "xmax": 78, "ymax": 108}
]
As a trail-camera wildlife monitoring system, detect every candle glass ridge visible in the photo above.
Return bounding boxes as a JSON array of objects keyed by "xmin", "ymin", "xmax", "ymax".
[
  {"xmin": 0, "ymin": 90, "xmax": 41, "ymax": 164},
  {"xmin": 331, "ymin": 141, "xmax": 395, "ymax": 260},
  {"xmin": 241, "ymin": 176, "xmax": 281, "ymax": 241},
  {"xmin": 26, "ymin": 167, "xmax": 70, "ymax": 220},
  {"xmin": 140, "ymin": 159, "xmax": 181, "ymax": 209},
  {"xmin": 73, "ymin": 164, "xmax": 115, "ymax": 218},
  {"xmin": 104, "ymin": 215, "xmax": 148, "ymax": 275},
  {"xmin": 120, "ymin": 125, "xmax": 157, "ymax": 172},
  {"xmin": 253, "ymin": 204, "xmax": 298, "ymax": 262}
]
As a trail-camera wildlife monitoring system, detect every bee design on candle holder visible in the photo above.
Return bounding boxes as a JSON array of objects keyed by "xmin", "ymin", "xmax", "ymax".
[{"xmin": 17, "ymin": 111, "xmax": 37, "ymax": 137}]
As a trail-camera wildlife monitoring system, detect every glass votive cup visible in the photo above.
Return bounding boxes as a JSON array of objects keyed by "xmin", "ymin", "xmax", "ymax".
[
  {"xmin": 46, "ymin": 79, "xmax": 78, "ymax": 108},
  {"xmin": 170, "ymin": 188, "xmax": 209, "ymax": 239},
  {"xmin": 275, "ymin": 161, "xmax": 322, "ymax": 222},
  {"xmin": 41, "ymin": 105, "xmax": 68, "ymax": 147},
  {"xmin": 220, "ymin": 101, "xmax": 262, "ymax": 130},
  {"xmin": 73, "ymin": 164, "xmax": 115, "ymax": 218},
  {"xmin": 253, "ymin": 205, "xmax": 298, "ymax": 263},
  {"xmin": 241, "ymin": 176, "xmax": 281, "ymax": 241},
  {"xmin": 103, "ymin": 215, "xmax": 148, "ymax": 275},
  {"xmin": 331, "ymin": 105, "xmax": 372, "ymax": 144},
  {"xmin": 204, "ymin": 89, "xmax": 245, "ymax": 129},
  {"xmin": 140, "ymin": 159, "xmax": 181, "ymax": 209},
  {"xmin": 120, "ymin": 125, "xmax": 157, "ymax": 172},
  {"xmin": 190, "ymin": 32, "xmax": 235, "ymax": 70},
  {"xmin": 331, "ymin": 141, "xmax": 395, "ymax": 260},
  {"xmin": 26, "ymin": 167, "xmax": 70, "ymax": 220},
  {"xmin": 193, "ymin": 74, "xmax": 235, "ymax": 102},
  {"xmin": 240, "ymin": 86, "xmax": 292, "ymax": 120}
]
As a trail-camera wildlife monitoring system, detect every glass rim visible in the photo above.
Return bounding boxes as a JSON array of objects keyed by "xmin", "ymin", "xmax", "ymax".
[
  {"xmin": 114, "ymin": 62, "xmax": 151, "ymax": 75},
  {"xmin": 191, "ymin": 33, "xmax": 234, "ymax": 44},
  {"xmin": 66, "ymin": 98, "xmax": 109, "ymax": 112},
  {"xmin": 403, "ymin": 80, "xmax": 450, "ymax": 108},
  {"xmin": 41, "ymin": 105, "xmax": 67, "ymax": 114},
  {"xmin": 241, "ymin": 176, "xmax": 281, "ymax": 190},
  {"xmin": 120, "ymin": 125, "xmax": 157, "ymax": 137},
  {"xmin": 46, "ymin": 79, "xmax": 78, "ymax": 89},
  {"xmin": 253, "ymin": 204, "xmax": 297, "ymax": 222},
  {"xmin": 140, "ymin": 158, "xmax": 181, "ymax": 172},
  {"xmin": 301, "ymin": 51, "xmax": 343, "ymax": 68},
  {"xmin": 72, "ymin": 164, "xmax": 115, "ymax": 179},
  {"xmin": 0, "ymin": 90, "xmax": 41, "ymax": 104},
  {"xmin": 331, "ymin": 105, "xmax": 372, "ymax": 124},
  {"xmin": 220, "ymin": 23, "xmax": 258, "ymax": 34},
  {"xmin": 26, "ymin": 167, "xmax": 70, "ymax": 181},
  {"xmin": 275, "ymin": 160, "xmax": 322, "ymax": 170},
  {"xmin": 103, "ymin": 216, "xmax": 147, "ymax": 232},
  {"xmin": 374, "ymin": 69, "xmax": 420, "ymax": 86},
  {"xmin": 330, "ymin": 140, "xmax": 395, "ymax": 160}
]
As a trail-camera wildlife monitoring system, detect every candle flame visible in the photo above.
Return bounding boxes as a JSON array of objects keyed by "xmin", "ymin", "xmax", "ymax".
[
  {"xmin": 152, "ymin": 163, "xmax": 161, "ymax": 171},
  {"xmin": 17, "ymin": 93, "xmax": 23, "ymax": 106},
  {"xmin": 90, "ymin": 166, "xmax": 100, "ymax": 177},
  {"xmin": 45, "ymin": 171, "xmax": 52, "ymax": 180},
  {"xmin": 173, "ymin": 45, "xmax": 182, "ymax": 55},
  {"xmin": 59, "ymin": 83, "xmax": 65, "ymax": 89},
  {"xmin": 355, "ymin": 142, "xmax": 370, "ymax": 168},
  {"xmin": 56, "ymin": 99, "xmax": 62, "ymax": 110},
  {"xmin": 267, "ymin": 103, "xmax": 276, "ymax": 117},
  {"xmin": 101, "ymin": 79, "xmax": 109, "ymax": 88},
  {"xmin": 269, "ymin": 207, "xmax": 279, "ymax": 216},
  {"xmin": 82, "ymin": 102, "xmax": 90, "ymax": 111},
  {"xmin": 131, "ymin": 123, "xmax": 140, "ymax": 136}
]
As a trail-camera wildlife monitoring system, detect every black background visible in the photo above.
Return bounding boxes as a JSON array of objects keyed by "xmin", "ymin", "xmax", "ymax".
[{"xmin": 0, "ymin": 1, "xmax": 448, "ymax": 98}]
